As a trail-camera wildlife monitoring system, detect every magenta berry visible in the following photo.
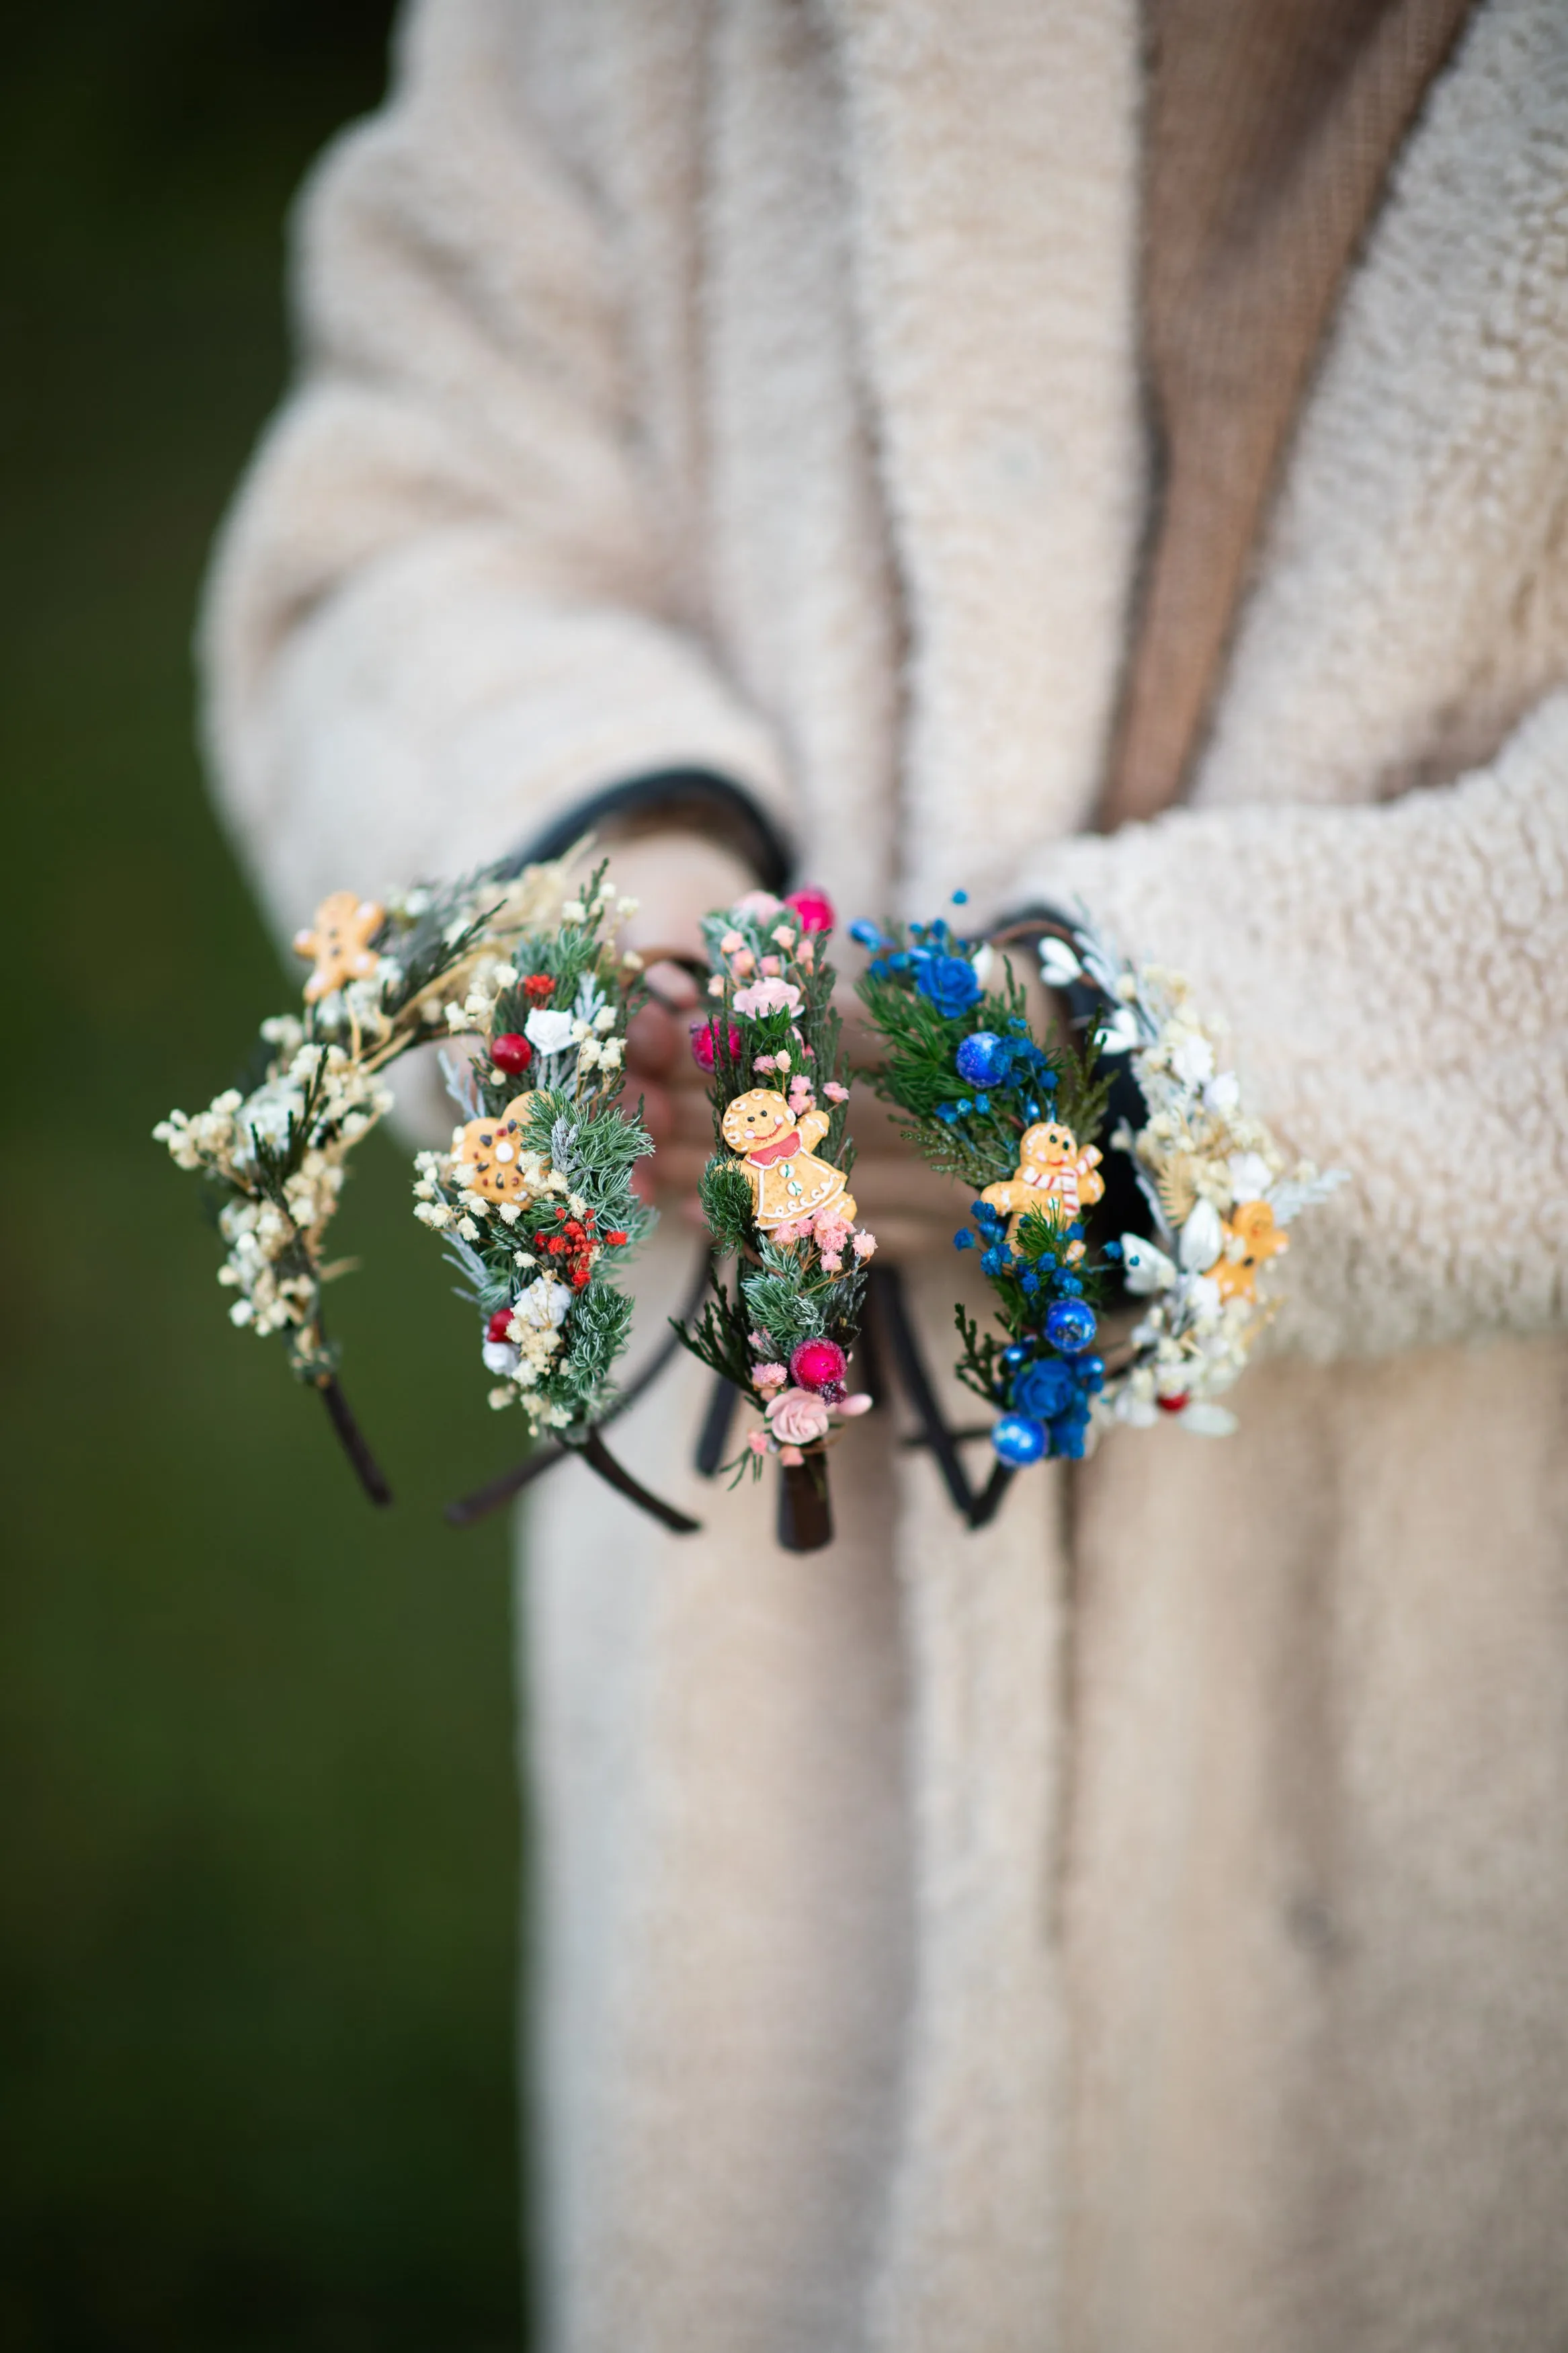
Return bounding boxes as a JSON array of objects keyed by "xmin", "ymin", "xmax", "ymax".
[
  {"xmin": 690, "ymin": 1016, "xmax": 743, "ymax": 1072},
  {"xmin": 784, "ymin": 886, "xmax": 835, "ymax": 934},
  {"xmin": 790, "ymin": 1337, "xmax": 848, "ymax": 1398}
]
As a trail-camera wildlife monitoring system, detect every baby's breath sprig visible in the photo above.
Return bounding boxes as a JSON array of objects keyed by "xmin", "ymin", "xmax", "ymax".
[
  {"xmin": 674, "ymin": 886, "xmax": 876, "ymax": 1550},
  {"xmin": 154, "ymin": 851, "xmax": 587, "ymax": 1500}
]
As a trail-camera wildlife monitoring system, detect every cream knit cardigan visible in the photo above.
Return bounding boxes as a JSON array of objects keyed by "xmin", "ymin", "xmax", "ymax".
[{"xmin": 204, "ymin": 3, "xmax": 1568, "ymax": 2347}]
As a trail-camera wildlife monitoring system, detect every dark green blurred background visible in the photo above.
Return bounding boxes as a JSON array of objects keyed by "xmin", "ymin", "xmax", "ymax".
[{"xmin": 1, "ymin": 7, "xmax": 528, "ymax": 2345}]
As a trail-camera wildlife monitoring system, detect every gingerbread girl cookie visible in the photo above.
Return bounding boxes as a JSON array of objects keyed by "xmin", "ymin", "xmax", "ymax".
[
  {"xmin": 720, "ymin": 1088, "xmax": 857, "ymax": 1231},
  {"xmin": 981, "ymin": 1120, "xmax": 1105, "ymax": 1246},
  {"xmin": 453, "ymin": 1094, "xmax": 542, "ymax": 1205},
  {"xmin": 292, "ymin": 890, "xmax": 385, "ymax": 1004}
]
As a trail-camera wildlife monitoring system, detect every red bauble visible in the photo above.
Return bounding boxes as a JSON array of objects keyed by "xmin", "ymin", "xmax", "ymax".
[
  {"xmin": 790, "ymin": 1337, "xmax": 848, "ymax": 1396},
  {"xmin": 487, "ymin": 1306, "xmax": 515, "ymax": 1343},
  {"xmin": 1155, "ymin": 1392, "xmax": 1190, "ymax": 1414},
  {"xmin": 491, "ymin": 1031, "xmax": 533, "ymax": 1075},
  {"xmin": 690, "ymin": 1016, "xmax": 743, "ymax": 1073},
  {"xmin": 784, "ymin": 886, "xmax": 835, "ymax": 934}
]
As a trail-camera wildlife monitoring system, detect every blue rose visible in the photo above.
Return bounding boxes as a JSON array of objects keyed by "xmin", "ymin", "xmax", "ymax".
[
  {"xmin": 916, "ymin": 953, "xmax": 982, "ymax": 1017},
  {"xmin": 1012, "ymin": 1357, "xmax": 1074, "ymax": 1420}
]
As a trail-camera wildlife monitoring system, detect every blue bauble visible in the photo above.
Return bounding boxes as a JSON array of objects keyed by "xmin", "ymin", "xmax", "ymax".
[
  {"xmin": 991, "ymin": 1413, "xmax": 1047, "ymax": 1467},
  {"xmin": 1044, "ymin": 1298, "xmax": 1098, "ymax": 1355},
  {"xmin": 955, "ymin": 1029, "xmax": 1013, "ymax": 1088},
  {"xmin": 1012, "ymin": 1356, "xmax": 1074, "ymax": 1420},
  {"xmin": 1000, "ymin": 1342, "xmax": 1032, "ymax": 1371}
]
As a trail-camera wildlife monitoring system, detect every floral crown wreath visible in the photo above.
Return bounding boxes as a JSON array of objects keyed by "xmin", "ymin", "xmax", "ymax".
[
  {"xmin": 846, "ymin": 898, "xmax": 1346, "ymax": 1521},
  {"xmin": 156, "ymin": 850, "xmax": 700, "ymax": 1531}
]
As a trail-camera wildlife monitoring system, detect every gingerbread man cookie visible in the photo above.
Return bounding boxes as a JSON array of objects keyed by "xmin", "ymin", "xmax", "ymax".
[
  {"xmin": 1212, "ymin": 1198, "xmax": 1288, "ymax": 1301},
  {"xmin": 720, "ymin": 1088, "xmax": 856, "ymax": 1230},
  {"xmin": 981, "ymin": 1121, "xmax": 1105, "ymax": 1247},
  {"xmin": 453, "ymin": 1094, "xmax": 542, "ymax": 1205},
  {"xmin": 292, "ymin": 890, "xmax": 384, "ymax": 1004}
]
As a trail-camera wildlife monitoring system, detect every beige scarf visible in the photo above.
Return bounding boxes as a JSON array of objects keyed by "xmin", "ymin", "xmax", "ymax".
[{"xmin": 1099, "ymin": 0, "xmax": 1474, "ymax": 830}]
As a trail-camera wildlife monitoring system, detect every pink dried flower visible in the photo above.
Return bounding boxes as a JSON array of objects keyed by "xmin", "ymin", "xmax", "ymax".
[
  {"xmin": 824, "ymin": 1082, "xmax": 849, "ymax": 1103},
  {"xmin": 753, "ymin": 1053, "xmax": 778, "ymax": 1073},
  {"xmin": 731, "ymin": 949, "xmax": 756, "ymax": 977},
  {"xmin": 832, "ymin": 1392, "xmax": 873, "ymax": 1418},
  {"xmin": 770, "ymin": 1218, "xmax": 805, "ymax": 1246},
  {"xmin": 778, "ymin": 1445, "xmax": 804, "ymax": 1467},
  {"xmin": 733, "ymin": 889, "xmax": 784, "ymax": 921},
  {"xmin": 747, "ymin": 1330, "xmax": 772, "ymax": 1351},
  {"xmin": 770, "ymin": 926, "xmax": 796, "ymax": 950},
  {"xmin": 759, "ymin": 955, "xmax": 782, "ymax": 977},
  {"xmin": 765, "ymin": 1386, "xmax": 833, "ymax": 1445},
  {"xmin": 812, "ymin": 1211, "xmax": 852, "ymax": 1258},
  {"xmin": 733, "ymin": 976, "xmax": 802, "ymax": 1020},
  {"xmin": 747, "ymin": 1430, "xmax": 771, "ymax": 1457},
  {"xmin": 753, "ymin": 1361, "xmax": 788, "ymax": 1394},
  {"xmin": 818, "ymin": 1250, "xmax": 843, "ymax": 1273},
  {"xmin": 719, "ymin": 929, "xmax": 745, "ymax": 953},
  {"xmin": 852, "ymin": 1230, "xmax": 878, "ymax": 1261}
]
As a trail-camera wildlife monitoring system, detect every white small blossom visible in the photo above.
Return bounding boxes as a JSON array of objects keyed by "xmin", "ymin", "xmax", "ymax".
[
  {"xmin": 1179, "ymin": 1200, "xmax": 1223, "ymax": 1271},
  {"xmin": 525, "ymin": 1006, "xmax": 576, "ymax": 1055},
  {"xmin": 1168, "ymin": 1029, "xmax": 1215, "ymax": 1087},
  {"xmin": 515, "ymin": 1277, "xmax": 573, "ymax": 1330},
  {"xmin": 1038, "ymin": 936, "xmax": 1083, "ymax": 988}
]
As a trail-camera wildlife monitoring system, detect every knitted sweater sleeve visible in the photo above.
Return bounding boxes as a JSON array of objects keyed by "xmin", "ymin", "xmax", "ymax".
[
  {"xmin": 1024, "ymin": 696, "xmax": 1568, "ymax": 1358},
  {"xmin": 198, "ymin": 0, "xmax": 789, "ymax": 937}
]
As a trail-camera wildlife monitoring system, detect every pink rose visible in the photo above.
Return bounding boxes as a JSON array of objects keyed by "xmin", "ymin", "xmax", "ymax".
[
  {"xmin": 733, "ymin": 975, "xmax": 802, "ymax": 1020},
  {"xmin": 764, "ymin": 1386, "xmax": 833, "ymax": 1445}
]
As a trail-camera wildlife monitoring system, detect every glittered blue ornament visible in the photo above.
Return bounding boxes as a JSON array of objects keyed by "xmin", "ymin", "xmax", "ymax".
[
  {"xmin": 1000, "ymin": 1342, "xmax": 1032, "ymax": 1370},
  {"xmin": 991, "ymin": 1413, "xmax": 1047, "ymax": 1466},
  {"xmin": 955, "ymin": 1030, "xmax": 1013, "ymax": 1089},
  {"xmin": 1044, "ymin": 1298, "xmax": 1098, "ymax": 1355}
]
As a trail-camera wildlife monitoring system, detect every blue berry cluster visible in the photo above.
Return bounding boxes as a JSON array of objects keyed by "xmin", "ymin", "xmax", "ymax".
[
  {"xmin": 850, "ymin": 912, "xmax": 982, "ymax": 1017},
  {"xmin": 954, "ymin": 1199, "xmax": 1110, "ymax": 1463}
]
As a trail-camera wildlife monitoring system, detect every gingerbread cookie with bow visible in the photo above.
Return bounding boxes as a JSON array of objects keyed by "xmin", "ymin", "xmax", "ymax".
[{"xmin": 720, "ymin": 1088, "xmax": 856, "ymax": 1230}]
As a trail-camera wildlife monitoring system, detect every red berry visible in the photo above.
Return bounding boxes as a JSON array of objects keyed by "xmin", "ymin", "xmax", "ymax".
[
  {"xmin": 605, "ymin": 1230, "xmax": 628, "ymax": 1246},
  {"xmin": 1156, "ymin": 1393, "xmax": 1189, "ymax": 1414},
  {"xmin": 790, "ymin": 1337, "xmax": 848, "ymax": 1394},
  {"xmin": 491, "ymin": 1031, "xmax": 533, "ymax": 1075},
  {"xmin": 690, "ymin": 1016, "xmax": 743, "ymax": 1073},
  {"xmin": 487, "ymin": 1306, "xmax": 514, "ymax": 1343},
  {"xmin": 785, "ymin": 887, "xmax": 835, "ymax": 934}
]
